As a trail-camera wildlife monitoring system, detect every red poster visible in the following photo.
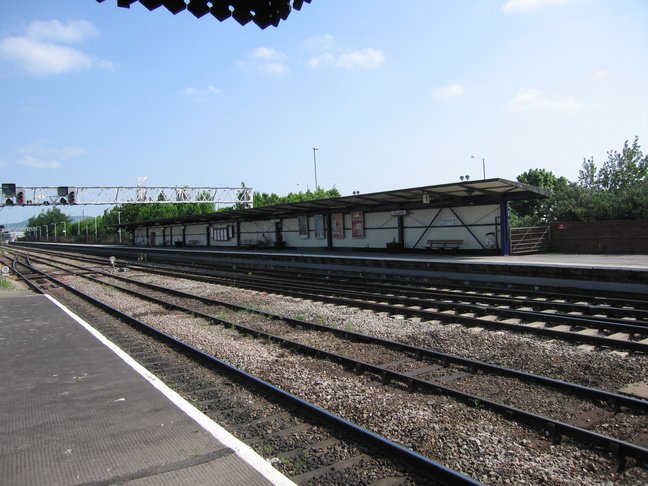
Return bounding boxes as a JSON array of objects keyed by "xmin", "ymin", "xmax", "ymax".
[{"xmin": 351, "ymin": 212, "xmax": 364, "ymax": 238}]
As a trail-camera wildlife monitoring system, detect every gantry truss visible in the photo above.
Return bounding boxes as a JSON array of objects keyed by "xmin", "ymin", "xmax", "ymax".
[{"xmin": 0, "ymin": 186, "xmax": 254, "ymax": 208}]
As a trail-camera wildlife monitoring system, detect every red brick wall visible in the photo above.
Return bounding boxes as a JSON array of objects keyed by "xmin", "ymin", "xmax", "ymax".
[{"xmin": 549, "ymin": 220, "xmax": 648, "ymax": 254}]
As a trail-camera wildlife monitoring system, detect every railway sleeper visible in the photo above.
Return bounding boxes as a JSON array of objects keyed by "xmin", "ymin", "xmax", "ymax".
[{"xmin": 289, "ymin": 454, "xmax": 376, "ymax": 484}]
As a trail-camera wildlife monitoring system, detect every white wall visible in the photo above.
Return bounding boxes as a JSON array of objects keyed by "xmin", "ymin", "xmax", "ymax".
[{"xmin": 137, "ymin": 203, "xmax": 501, "ymax": 250}]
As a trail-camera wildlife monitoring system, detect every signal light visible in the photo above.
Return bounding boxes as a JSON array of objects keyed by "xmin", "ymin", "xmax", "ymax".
[
  {"xmin": 2, "ymin": 183, "xmax": 16, "ymax": 198},
  {"xmin": 17, "ymin": 192, "xmax": 24, "ymax": 204},
  {"xmin": 5, "ymin": 199, "xmax": 13, "ymax": 206},
  {"xmin": 68, "ymin": 191, "xmax": 76, "ymax": 204}
]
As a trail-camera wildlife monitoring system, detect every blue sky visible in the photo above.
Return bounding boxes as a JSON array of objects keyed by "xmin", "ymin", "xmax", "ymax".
[{"xmin": 1, "ymin": 0, "xmax": 647, "ymax": 223}]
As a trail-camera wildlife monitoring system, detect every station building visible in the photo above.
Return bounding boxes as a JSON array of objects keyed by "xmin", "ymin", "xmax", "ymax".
[{"xmin": 116, "ymin": 179, "xmax": 549, "ymax": 256}]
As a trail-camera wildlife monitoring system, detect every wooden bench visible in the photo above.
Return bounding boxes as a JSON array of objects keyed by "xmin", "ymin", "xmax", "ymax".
[{"xmin": 426, "ymin": 239, "xmax": 463, "ymax": 253}]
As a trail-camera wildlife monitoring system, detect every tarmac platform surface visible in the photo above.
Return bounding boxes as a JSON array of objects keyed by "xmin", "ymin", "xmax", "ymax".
[{"xmin": 0, "ymin": 290, "xmax": 294, "ymax": 486}]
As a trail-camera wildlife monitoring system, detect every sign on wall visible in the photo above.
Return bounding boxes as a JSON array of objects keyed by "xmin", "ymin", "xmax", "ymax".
[
  {"xmin": 331, "ymin": 213, "xmax": 344, "ymax": 238},
  {"xmin": 314, "ymin": 215, "xmax": 325, "ymax": 239},
  {"xmin": 351, "ymin": 211, "xmax": 364, "ymax": 238},
  {"xmin": 298, "ymin": 215, "xmax": 309, "ymax": 239}
]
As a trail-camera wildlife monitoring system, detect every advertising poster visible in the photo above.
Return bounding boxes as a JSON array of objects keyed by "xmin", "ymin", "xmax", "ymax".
[
  {"xmin": 332, "ymin": 213, "xmax": 344, "ymax": 239},
  {"xmin": 298, "ymin": 215, "xmax": 309, "ymax": 239},
  {"xmin": 351, "ymin": 211, "xmax": 364, "ymax": 238},
  {"xmin": 314, "ymin": 214, "xmax": 325, "ymax": 239}
]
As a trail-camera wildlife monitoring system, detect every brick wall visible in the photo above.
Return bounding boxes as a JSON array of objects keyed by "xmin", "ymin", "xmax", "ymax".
[{"xmin": 549, "ymin": 220, "xmax": 648, "ymax": 254}]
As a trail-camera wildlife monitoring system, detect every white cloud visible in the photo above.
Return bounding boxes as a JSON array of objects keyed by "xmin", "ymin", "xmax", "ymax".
[
  {"xmin": 305, "ymin": 34, "xmax": 385, "ymax": 71},
  {"xmin": 592, "ymin": 69, "xmax": 607, "ymax": 80},
  {"xmin": 502, "ymin": 0, "xmax": 574, "ymax": 12},
  {"xmin": 18, "ymin": 155, "xmax": 61, "ymax": 170},
  {"xmin": 184, "ymin": 85, "xmax": 221, "ymax": 96},
  {"xmin": 434, "ymin": 84, "xmax": 465, "ymax": 98},
  {"xmin": 239, "ymin": 47, "xmax": 288, "ymax": 75},
  {"xmin": 304, "ymin": 35, "xmax": 337, "ymax": 52},
  {"xmin": 336, "ymin": 49, "xmax": 385, "ymax": 70},
  {"xmin": 0, "ymin": 19, "xmax": 112, "ymax": 76},
  {"xmin": 506, "ymin": 88, "xmax": 583, "ymax": 113},
  {"xmin": 307, "ymin": 48, "xmax": 385, "ymax": 71},
  {"xmin": 16, "ymin": 143, "xmax": 86, "ymax": 170},
  {"xmin": 1, "ymin": 37, "xmax": 93, "ymax": 75},
  {"xmin": 26, "ymin": 19, "xmax": 98, "ymax": 43}
]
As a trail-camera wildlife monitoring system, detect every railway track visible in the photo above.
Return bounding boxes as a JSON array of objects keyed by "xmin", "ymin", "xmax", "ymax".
[
  {"xmin": 7, "ymin": 252, "xmax": 482, "ymax": 486},
  {"xmin": 5, "ymin": 247, "xmax": 648, "ymax": 485},
  {"xmin": 11, "ymin": 245, "xmax": 648, "ymax": 352}
]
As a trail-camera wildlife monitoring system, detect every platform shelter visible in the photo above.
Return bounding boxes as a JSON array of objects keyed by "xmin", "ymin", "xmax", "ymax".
[{"xmin": 116, "ymin": 179, "xmax": 549, "ymax": 256}]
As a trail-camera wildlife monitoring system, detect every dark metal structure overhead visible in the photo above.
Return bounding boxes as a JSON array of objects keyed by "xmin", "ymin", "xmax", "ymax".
[
  {"xmin": 96, "ymin": 0, "xmax": 312, "ymax": 29},
  {"xmin": 116, "ymin": 178, "xmax": 550, "ymax": 230}
]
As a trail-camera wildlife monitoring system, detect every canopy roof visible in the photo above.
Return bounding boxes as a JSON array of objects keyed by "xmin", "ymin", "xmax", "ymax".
[
  {"xmin": 96, "ymin": 0, "xmax": 312, "ymax": 29},
  {"xmin": 116, "ymin": 178, "xmax": 550, "ymax": 229}
]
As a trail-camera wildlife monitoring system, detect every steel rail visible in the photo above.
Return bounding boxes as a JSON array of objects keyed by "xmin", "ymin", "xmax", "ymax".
[
  {"xmin": 222, "ymin": 277, "xmax": 648, "ymax": 332},
  {"xmin": 11, "ymin": 243, "xmax": 648, "ymax": 311},
  {"xmin": 40, "ymin": 257, "xmax": 648, "ymax": 414},
  {"xmin": 13, "ymin": 258, "xmax": 484, "ymax": 486},
  {"xmin": 10, "ymin": 247, "xmax": 648, "ymax": 351},
  {"xmin": 30, "ymin": 259, "xmax": 648, "ymax": 466},
  {"xmin": 11, "ymin": 242, "xmax": 648, "ymax": 305}
]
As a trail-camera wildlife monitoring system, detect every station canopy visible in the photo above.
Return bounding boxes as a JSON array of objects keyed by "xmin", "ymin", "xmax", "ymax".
[
  {"xmin": 116, "ymin": 178, "xmax": 550, "ymax": 230},
  {"xmin": 96, "ymin": 0, "xmax": 312, "ymax": 29}
]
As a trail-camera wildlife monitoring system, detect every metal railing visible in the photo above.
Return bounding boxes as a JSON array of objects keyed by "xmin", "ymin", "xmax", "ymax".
[{"xmin": 510, "ymin": 226, "xmax": 550, "ymax": 254}]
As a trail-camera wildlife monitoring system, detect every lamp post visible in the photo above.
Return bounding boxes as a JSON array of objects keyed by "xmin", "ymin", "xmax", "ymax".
[
  {"xmin": 116, "ymin": 211, "xmax": 122, "ymax": 243},
  {"xmin": 313, "ymin": 147, "xmax": 320, "ymax": 190},
  {"xmin": 297, "ymin": 183, "xmax": 310, "ymax": 192},
  {"xmin": 52, "ymin": 223, "xmax": 57, "ymax": 242},
  {"xmin": 471, "ymin": 155, "xmax": 486, "ymax": 179}
]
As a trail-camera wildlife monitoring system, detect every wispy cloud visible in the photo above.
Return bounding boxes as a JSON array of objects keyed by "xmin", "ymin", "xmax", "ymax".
[
  {"xmin": 184, "ymin": 85, "xmax": 221, "ymax": 96},
  {"xmin": 16, "ymin": 143, "xmax": 86, "ymax": 170},
  {"xmin": 18, "ymin": 155, "xmax": 61, "ymax": 170},
  {"xmin": 238, "ymin": 47, "xmax": 288, "ymax": 75},
  {"xmin": 502, "ymin": 0, "xmax": 574, "ymax": 12},
  {"xmin": 506, "ymin": 88, "xmax": 583, "ymax": 113},
  {"xmin": 305, "ymin": 35, "xmax": 385, "ymax": 71},
  {"xmin": 434, "ymin": 84, "xmax": 465, "ymax": 98},
  {"xmin": 0, "ymin": 19, "xmax": 113, "ymax": 75}
]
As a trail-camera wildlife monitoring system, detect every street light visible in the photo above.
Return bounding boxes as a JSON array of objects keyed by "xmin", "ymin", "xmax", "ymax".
[
  {"xmin": 313, "ymin": 147, "xmax": 320, "ymax": 190},
  {"xmin": 471, "ymin": 155, "xmax": 486, "ymax": 180}
]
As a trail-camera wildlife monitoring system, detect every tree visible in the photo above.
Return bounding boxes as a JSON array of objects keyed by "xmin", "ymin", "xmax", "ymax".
[
  {"xmin": 509, "ymin": 169, "xmax": 567, "ymax": 226},
  {"xmin": 253, "ymin": 187, "xmax": 341, "ymax": 207},
  {"xmin": 512, "ymin": 137, "xmax": 648, "ymax": 225},
  {"xmin": 597, "ymin": 136, "xmax": 647, "ymax": 193},
  {"xmin": 26, "ymin": 207, "xmax": 72, "ymax": 238}
]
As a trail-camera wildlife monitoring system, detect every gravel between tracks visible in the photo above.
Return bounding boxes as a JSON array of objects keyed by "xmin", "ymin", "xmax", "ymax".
[{"xmin": 70, "ymin": 272, "xmax": 648, "ymax": 486}]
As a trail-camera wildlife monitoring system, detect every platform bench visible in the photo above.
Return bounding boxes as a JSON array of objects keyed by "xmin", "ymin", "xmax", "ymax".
[
  {"xmin": 426, "ymin": 239, "xmax": 463, "ymax": 253},
  {"xmin": 237, "ymin": 239, "xmax": 257, "ymax": 249}
]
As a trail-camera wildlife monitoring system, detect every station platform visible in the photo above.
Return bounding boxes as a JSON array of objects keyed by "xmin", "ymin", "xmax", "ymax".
[{"xmin": 0, "ymin": 289, "xmax": 295, "ymax": 486}]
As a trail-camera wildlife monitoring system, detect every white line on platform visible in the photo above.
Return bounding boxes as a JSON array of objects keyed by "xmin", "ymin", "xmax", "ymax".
[{"xmin": 46, "ymin": 294, "xmax": 297, "ymax": 486}]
